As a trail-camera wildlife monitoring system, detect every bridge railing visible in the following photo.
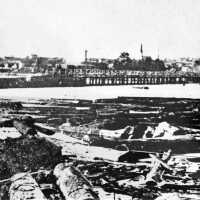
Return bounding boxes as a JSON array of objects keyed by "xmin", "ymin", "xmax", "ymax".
[{"xmin": 64, "ymin": 69, "xmax": 200, "ymax": 78}]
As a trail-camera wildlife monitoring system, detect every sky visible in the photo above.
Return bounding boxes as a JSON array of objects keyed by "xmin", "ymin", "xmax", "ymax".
[{"xmin": 0, "ymin": 0, "xmax": 200, "ymax": 62}]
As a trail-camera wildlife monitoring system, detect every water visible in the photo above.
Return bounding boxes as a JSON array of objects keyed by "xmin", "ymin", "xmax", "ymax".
[{"xmin": 0, "ymin": 84, "xmax": 200, "ymax": 100}]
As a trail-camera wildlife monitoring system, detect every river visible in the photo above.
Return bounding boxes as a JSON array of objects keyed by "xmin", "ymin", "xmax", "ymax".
[{"xmin": 0, "ymin": 84, "xmax": 200, "ymax": 100}]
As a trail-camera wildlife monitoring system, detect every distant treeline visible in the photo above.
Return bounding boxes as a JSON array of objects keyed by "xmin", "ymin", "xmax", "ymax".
[
  {"xmin": 113, "ymin": 52, "xmax": 165, "ymax": 71},
  {"xmin": 84, "ymin": 52, "xmax": 166, "ymax": 71}
]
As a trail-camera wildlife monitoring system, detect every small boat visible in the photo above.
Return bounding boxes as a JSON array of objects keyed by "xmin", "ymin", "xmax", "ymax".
[{"xmin": 132, "ymin": 86, "xmax": 149, "ymax": 89}]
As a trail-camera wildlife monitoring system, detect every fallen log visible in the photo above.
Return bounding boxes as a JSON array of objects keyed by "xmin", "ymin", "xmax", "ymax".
[
  {"xmin": 0, "ymin": 118, "xmax": 13, "ymax": 127},
  {"xmin": 54, "ymin": 163, "xmax": 99, "ymax": 200},
  {"xmin": 43, "ymin": 133, "xmax": 126, "ymax": 162},
  {"xmin": 34, "ymin": 123, "xmax": 55, "ymax": 135},
  {"xmin": 13, "ymin": 120, "xmax": 37, "ymax": 136},
  {"xmin": 91, "ymin": 136, "xmax": 200, "ymax": 154},
  {"xmin": 70, "ymin": 157, "xmax": 152, "ymax": 167},
  {"xmin": 0, "ymin": 170, "xmax": 50, "ymax": 184},
  {"xmin": 0, "ymin": 101, "xmax": 23, "ymax": 110},
  {"xmin": 155, "ymin": 193, "xmax": 181, "ymax": 200},
  {"xmin": 160, "ymin": 182, "xmax": 200, "ymax": 191},
  {"xmin": 9, "ymin": 173, "xmax": 47, "ymax": 200}
]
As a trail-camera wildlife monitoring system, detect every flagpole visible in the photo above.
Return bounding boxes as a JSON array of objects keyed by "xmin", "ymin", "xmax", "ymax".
[{"xmin": 140, "ymin": 44, "xmax": 143, "ymax": 60}]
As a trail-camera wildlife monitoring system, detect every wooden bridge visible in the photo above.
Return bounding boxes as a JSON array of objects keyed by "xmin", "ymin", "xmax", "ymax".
[{"xmin": 85, "ymin": 75, "xmax": 200, "ymax": 86}]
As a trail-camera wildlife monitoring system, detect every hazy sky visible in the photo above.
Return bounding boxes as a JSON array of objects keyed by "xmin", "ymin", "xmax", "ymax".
[{"xmin": 0, "ymin": 0, "xmax": 200, "ymax": 62}]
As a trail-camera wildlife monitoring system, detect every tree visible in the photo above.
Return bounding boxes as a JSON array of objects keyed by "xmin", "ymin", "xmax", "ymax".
[{"xmin": 114, "ymin": 52, "xmax": 132, "ymax": 70}]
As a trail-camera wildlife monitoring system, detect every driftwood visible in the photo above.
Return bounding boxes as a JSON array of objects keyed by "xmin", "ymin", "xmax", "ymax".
[
  {"xmin": 43, "ymin": 133, "xmax": 126, "ymax": 162},
  {"xmin": 0, "ymin": 118, "xmax": 13, "ymax": 127},
  {"xmin": 54, "ymin": 163, "xmax": 99, "ymax": 200},
  {"xmin": 12, "ymin": 117, "xmax": 55, "ymax": 136},
  {"xmin": 91, "ymin": 136, "xmax": 200, "ymax": 154},
  {"xmin": 34, "ymin": 123, "xmax": 55, "ymax": 135},
  {"xmin": 155, "ymin": 193, "xmax": 181, "ymax": 200},
  {"xmin": 9, "ymin": 173, "xmax": 47, "ymax": 200},
  {"xmin": 62, "ymin": 141, "xmax": 126, "ymax": 162}
]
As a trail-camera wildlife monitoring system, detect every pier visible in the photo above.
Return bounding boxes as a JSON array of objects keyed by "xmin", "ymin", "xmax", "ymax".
[
  {"xmin": 85, "ymin": 75, "xmax": 200, "ymax": 86},
  {"xmin": 0, "ymin": 69, "xmax": 200, "ymax": 89}
]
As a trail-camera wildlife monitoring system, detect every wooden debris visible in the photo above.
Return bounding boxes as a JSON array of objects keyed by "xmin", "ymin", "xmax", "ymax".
[
  {"xmin": 54, "ymin": 163, "xmax": 99, "ymax": 200},
  {"xmin": 0, "ymin": 118, "xmax": 13, "ymax": 127},
  {"xmin": 0, "ymin": 101, "xmax": 23, "ymax": 110},
  {"xmin": 9, "ymin": 173, "xmax": 47, "ymax": 200},
  {"xmin": 149, "ymin": 153, "xmax": 175, "ymax": 172},
  {"xmin": 61, "ymin": 141, "xmax": 126, "ymax": 162},
  {"xmin": 155, "ymin": 193, "xmax": 181, "ymax": 200},
  {"xmin": 0, "ymin": 97, "xmax": 200, "ymax": 199},
  {"xmin": 34, "ymin": 123, "xmax": 55, "ymax": 135},
  {"xmin": 91, "ymin": 136, "xmax": 200, "ymax": 154}
]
